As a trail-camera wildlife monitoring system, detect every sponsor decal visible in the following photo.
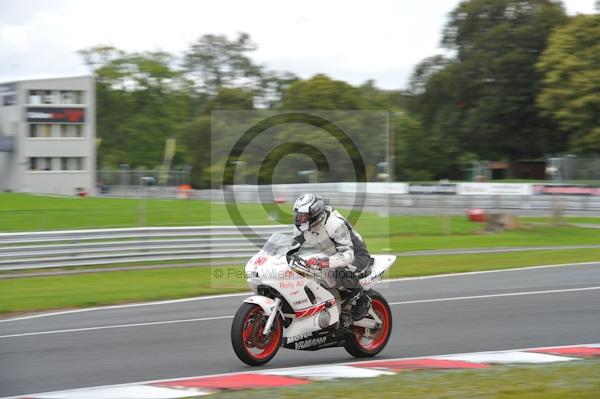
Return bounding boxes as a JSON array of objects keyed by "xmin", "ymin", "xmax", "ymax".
[
  {"xmin": 26, "ymin": 107, "xmax": 85, "ymax": 123},
  {"xmin": 293, "ymin": 298, "xmax": 309, "ymax": 306},
  {"xmin": 334, "ymin": 225, "xmax": 349, "ymax": 240},
  {"xmin": 280, "ymin": 280, "xmax": 304, "ymax": 289},
  {"xmin": 295, "ymin": 336, "xmax": 327, "ymax": 350},
  {"xmin": 286, "ymin": 332, "xmax": 312, "ymax": 344},
  {"xmin": 409, "ymin": 183, "xmax": 457, "ymax": 195},
  {"xmin": 533, "ymin": 184, "xmax": 600, "ymax": 196},
  {"xmin": 295, "ymin": 299, "xmax": 336, "ymax": 318},
  {"xmin": 253, "ymin": 256, "xmax": 267, "ymax": 266}
]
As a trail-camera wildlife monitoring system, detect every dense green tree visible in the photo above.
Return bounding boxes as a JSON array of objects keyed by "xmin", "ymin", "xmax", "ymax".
[
  {"xmin": 183, "ymin": 33, "xmax": 263, "ymax": 95},
  {"xmin": 206, "ymin": 87, "xmax": 255, "ymax": 111},
  {"xmin": 281, "ymin": 74, "xmax": 366, "ymax": 109},
  {"xmin": 258, "ymin": 71, "xmax": 299, "ymax": 108},
  {"xmin": 80, "ymin": 46, "xmax": 193, "ymax": 169},
  {"xmin": 181, "ymin": 87, "xmax": 255, "ymax": 187},
  {"xmin": 537, "ymin": 13, "xmax": 600, "ymax": 153},
  {"xmin": 408, "ymin": 58, "xmax": 477, "ymax": 178},
  {"xmin": 412, "ymin": 0, "xmax": 568, "ymax": 177}
]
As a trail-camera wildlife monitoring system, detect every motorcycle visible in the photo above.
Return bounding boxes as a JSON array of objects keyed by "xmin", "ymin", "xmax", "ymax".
[{"xmin": 231, "ymin": 233, "xmax": 395, "ymax": 366}]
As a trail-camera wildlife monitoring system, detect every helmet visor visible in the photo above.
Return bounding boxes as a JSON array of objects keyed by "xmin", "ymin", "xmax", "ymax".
[{"xmin": 295, "ymin": 212, "xmax": 310, "ymax": 225}]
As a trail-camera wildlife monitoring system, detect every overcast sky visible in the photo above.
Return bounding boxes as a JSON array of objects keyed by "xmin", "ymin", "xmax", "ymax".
[{"xmin": 0, "ymin": 0, "xmax": 596, "ymax": 90}]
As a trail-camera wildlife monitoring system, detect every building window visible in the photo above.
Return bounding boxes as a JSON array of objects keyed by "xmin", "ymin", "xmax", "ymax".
[
  {"xmin": 42, "ymin": 91, "xmax": 54, "ymax": 104},
  {"xmin": 44, "ymin": 157, "xmax": 52, "ymax": 171},
  {"xmin": 30, "ymin": 157, "xmax": 85, "ymax": 171},
  {"xmin": 29, "ymin": 124, "xmax": 84, "ymax": 138},
  {"xmin": 28, "ymin": 90, "xmax": 85, "ymax": 105},
  {"xmin": 58, "ymin": 90, "xmax": 84, "ymax": 104},
  {"xmin": 63, "ymin": 157, "xmax": 85, "ymax": 170},
  {"xmin": 30, "ymin": 157, "xmax": 53, "ymax": 171},
  {"xmin": 60, "ymin": 91, "xmax": 73, "ymax": 104},
  {"xmin": 1, "ymin": 83, "xmax": 17, "ymax": 106},
  {"xmin": 74, "ymin": 157, "xmax": 84, "ymax": 170},
  {"xmin": 41, "ymin": 124, "xmax": 52, "ymax": 138},
  {"xmin": 28, "ymin": 90, "xmax": 42, "ymax": 104}
]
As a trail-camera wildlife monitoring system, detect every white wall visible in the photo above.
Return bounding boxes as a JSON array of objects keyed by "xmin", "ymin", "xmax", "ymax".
[
  {"xmin": 22, "ymin": 171, "xmax": 92, "ymax": 195},
  {"xmin": 0, "ymin": 76, "xmax": 96, "ymax": 195}
]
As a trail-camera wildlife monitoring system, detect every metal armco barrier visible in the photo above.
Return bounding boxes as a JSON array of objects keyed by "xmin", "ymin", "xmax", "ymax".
[{"xmin": 0, "ymin": 225, "xmax": 290, "ymax": 271}]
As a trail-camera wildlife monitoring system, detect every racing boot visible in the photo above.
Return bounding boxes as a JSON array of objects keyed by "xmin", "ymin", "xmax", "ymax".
[{"xmin": 351, "ymin": 289, "xmax": 371, "ymax": 321}]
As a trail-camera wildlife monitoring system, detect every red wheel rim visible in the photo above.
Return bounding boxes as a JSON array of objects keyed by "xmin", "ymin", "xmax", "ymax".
[
  {"xmin": 353, "ymin": 298, "xmax": 390, "ymax": 351},
  {"xmin": 241, "ymin": 305, "xmax": 281, "ymax": 360}
]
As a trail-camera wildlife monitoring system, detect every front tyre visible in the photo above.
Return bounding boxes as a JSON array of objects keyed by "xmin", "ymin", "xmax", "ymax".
[
  {"xmin": 231, "ymin": 303, "xmax": 282, "ymax": 366},
  {"xmin": 344, "ymin": 290, "xmax": 392, "ymax": 357}
]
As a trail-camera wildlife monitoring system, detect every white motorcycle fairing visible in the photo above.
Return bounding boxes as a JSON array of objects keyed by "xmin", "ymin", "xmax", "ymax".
[
  {"xmin": 243, "ymin": 234, "xmax": 395, "ymax": 350},
  {"xmin": 243, "ymin": 296, "xmax": 278, "ymax": 316}
]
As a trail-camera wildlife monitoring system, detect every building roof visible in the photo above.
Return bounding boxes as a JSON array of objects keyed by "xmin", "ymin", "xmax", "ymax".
[{"xmin": 0, "ymin": 75, "xmax": 93, "ymax": 85}]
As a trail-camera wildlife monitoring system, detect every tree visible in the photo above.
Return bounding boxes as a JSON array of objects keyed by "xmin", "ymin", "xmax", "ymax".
[
  {"xmin": 282, "ymin": 74, "xmax": 366, "ymax": 109},
  {"xmin": 408, "ymin": 57, "xmax": 479, "ymax": 178},
  {"xmin": 537, "ymin": 14, "xmax": 600, "ymax": 153},
  {"xmin": 257, "ymin": 70, "xmax": 298, "ymax": 108},
  {"xmin": 79, "ymin": 46, "xmax": 193, "ymax": 169},
  {"xmin": 206, "ymin": 87, "xmax": 255, "ymax": 111},
  {"xmin": 412, "ymin": 0, "xmax": 568, "ymax": 176},
  {"xmin": 409, "ymin": 55, "xmax": 451, "ymax": 95},
  {"xmin": 181, "ymin": 87, "xmax": 255, "ymax": 188},
  {"xmin": 183, "ymin": 33, "xmax": 263, "ymax": 94}
]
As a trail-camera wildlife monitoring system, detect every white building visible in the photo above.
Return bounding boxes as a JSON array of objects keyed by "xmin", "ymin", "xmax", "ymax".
[{"xmin": 0, "ymin": 76, "xmax": 96, "ymax": 195}]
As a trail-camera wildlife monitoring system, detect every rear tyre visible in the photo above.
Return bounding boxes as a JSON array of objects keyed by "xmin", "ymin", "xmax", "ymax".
[
  {"xmin": 231, "ymin": 303, "xmax": 282, "ymax": 366},
  {"xmin": 344, "ymin": 290, "xmax": 392, "ymax": 357}
]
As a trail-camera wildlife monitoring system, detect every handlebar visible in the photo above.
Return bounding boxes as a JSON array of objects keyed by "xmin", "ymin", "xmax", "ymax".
[{"xmin": 289, "ymin": 255, "xmax": 320, "ymax": 279}]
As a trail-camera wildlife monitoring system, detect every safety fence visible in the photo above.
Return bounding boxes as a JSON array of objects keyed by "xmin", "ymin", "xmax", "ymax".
[
  {"xmin": 189, "ymin": 184, "xmax": 600, "ymax": 212},
  {"xmin": 0, "ymin": 225, "xmax": 289, "ymax": 271},
  {"xmin": 99, "ymin": 182, "xmax": 600, "ymax": 212}
]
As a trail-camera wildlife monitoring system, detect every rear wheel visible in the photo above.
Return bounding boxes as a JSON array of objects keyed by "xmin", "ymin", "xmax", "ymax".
[
  {"xmin": 344, "ymin": 290, "xmax": 392, "ymax": 357},
  {"xmin": 231, "ymin": 303, "xmax": 282, "ymax": 366}
]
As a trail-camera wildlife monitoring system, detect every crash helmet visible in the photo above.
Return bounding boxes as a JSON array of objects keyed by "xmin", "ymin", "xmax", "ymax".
[{"xmin": 293, "ymin": 193, "xmax": 325, "ymax": 232}]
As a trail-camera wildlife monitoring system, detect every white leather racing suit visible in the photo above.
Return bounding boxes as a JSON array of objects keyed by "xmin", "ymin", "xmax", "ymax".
[{"xmin": 292, "ymin": 206, "xmax": 371, "ymax": 278}]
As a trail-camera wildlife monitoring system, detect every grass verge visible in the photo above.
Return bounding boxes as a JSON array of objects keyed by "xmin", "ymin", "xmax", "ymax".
[
  {"xmin": 209, "ymin": 358, "xmax": 600, "ymax": 399},
  {"xmin": 1, "ymin": 248, "xmax": 599, "ymax": 315}
]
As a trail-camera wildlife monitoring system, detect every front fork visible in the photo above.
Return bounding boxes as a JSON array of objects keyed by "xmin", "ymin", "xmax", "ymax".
[{"xmin": 262, "ymin": 297, "xmax": 281, "ymax": 335}]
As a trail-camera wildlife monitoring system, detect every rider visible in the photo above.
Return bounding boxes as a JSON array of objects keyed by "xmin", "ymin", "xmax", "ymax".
[{"xmin": 290, "ymin": 193, "xmax": 372, "ymax": 321}]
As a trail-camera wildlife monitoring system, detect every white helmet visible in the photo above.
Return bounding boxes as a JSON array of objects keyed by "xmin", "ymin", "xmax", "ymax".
[{"xmin": 293, "ymin": 193, "xmax": 325, "ymax": 232}]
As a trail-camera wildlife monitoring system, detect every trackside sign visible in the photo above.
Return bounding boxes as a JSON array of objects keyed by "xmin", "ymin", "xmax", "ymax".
[
  {"xmin": 457, "ymin": 183, "xmax": 533, "ymax": 196},
  {"xmin": 533, "ymin": 185, "xmax": 600, "ymax": 196},
  {"xmin": 409, "ymin": 183, "xmax": 457, "ymax": 195},
  {"xmin": 26, "ymin": 107, "xmax": 85, "ymax": 123}
]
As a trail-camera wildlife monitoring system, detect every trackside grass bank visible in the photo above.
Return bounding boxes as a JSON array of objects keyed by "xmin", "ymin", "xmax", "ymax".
[
  {"xmin": 2, "ymin": 248, "xmax": 599, "ymax": 315},
  {"xmin": 209, "ymin": 358, "xmax": 600, "ymax": 399},
  {"xmin": 2, "ymin": 194, "xmax": 600, "ymax": 254}
]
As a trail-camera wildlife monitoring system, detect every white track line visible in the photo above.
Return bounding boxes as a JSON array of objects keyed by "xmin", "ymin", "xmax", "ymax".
[
  {"xmin": 2, "ymin": 286, "xmax": 599, "ymax": 339},
  {"xmin": 0, "ymin": 292, "xmax": 250, "ymax": 323},
  {"xmin": 2, "ymin": 261, "xmax": 598, "ymax": 323},
  {"xmin": 383, "ymin": 261, "xmax": 600, "ymax": 282},
  {"xmin": 0, "ymin": 316, "xmax": 234, "ymax": 339},
  {"xmin": 388, "ymin": 286, "xmax": 600, "ymax": 306},
  {"xmin": 2, "ymin": 342, "xmax": 598, "ymax": 399}
]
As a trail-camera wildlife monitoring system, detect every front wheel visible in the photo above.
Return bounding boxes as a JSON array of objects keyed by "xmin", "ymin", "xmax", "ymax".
[
  {"xmin": 231, "ymin": 303, "xmax": 282, "ymax": 366},
  {"xmin": 344, "ymin": 290, "xmax": 392, "ymax": 357}
]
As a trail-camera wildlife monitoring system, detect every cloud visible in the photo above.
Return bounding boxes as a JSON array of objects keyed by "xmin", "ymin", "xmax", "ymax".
[{"xmin": 0, "ymin": 0, "xmax": 596, "ymax": 88}]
